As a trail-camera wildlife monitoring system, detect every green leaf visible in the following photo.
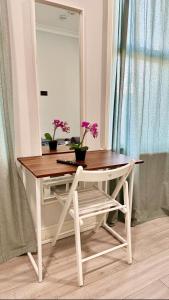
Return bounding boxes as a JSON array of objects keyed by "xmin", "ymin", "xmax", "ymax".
[
  {"xmin": 80, "ymin": 146, "xmax": 89, "ymax": 151},
  {"xmin": 44, "ymin": 133, "xmax": 53, "ymax": 141},
  {"xmin": 69, "ymin": 144, "xmax": 88, "ymax": 151},
  {"xmin": 69, "ymin": 143, "xmax": 80, "ymax": 150}
]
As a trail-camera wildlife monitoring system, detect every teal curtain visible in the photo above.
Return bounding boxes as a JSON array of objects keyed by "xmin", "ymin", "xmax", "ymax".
[
  {"xmin": 110, "ymin": 0, "xmax": 169, "ymax": 225},
  {"xmin": 0, "ymin": 0, "xmax": 36, "ymax": 263},
  {"xmin": 111, "ymin": 0, "xmax": 129, "ymax": 152},
  {"xmin": 121, "ymin": 0, "xmax": 169, "ymax": 156}
]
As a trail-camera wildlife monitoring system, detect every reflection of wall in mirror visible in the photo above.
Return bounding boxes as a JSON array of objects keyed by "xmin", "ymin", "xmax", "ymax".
[{"xmin": 36, "ymin": 30, "xmax": 80, "ymax": 139}]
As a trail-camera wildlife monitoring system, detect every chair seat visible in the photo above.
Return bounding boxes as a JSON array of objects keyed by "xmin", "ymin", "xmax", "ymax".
[{"xmin": 55, "ymin": 186, "xmax": 126, "ymax": 217}]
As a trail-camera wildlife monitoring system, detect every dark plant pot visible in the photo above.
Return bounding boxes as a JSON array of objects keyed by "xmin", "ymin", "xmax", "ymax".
[
  {"xmin": 75, "ymin": 149, "xmax": 87, "ymax": 161},
  {"xmin": 49, "ymin": 140, "xmax": 57, "ymax": 151}
]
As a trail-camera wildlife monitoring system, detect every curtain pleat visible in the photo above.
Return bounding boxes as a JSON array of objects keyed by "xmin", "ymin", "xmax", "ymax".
[{"xmin": 111, "ymin": 0, "xmax": 129, "ymax": 153}]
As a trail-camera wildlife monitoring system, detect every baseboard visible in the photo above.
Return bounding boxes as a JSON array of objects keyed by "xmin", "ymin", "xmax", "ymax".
[{"xmin": 41, "ymin": 217, "xmax": 97, "ymax": 244}]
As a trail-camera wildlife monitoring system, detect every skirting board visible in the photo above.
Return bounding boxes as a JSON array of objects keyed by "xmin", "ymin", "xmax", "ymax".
[{"xmin": 41, "ymin": 217, "xmax": 97, "ymax": 244}]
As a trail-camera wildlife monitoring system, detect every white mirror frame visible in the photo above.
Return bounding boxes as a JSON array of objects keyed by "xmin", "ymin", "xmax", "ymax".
[{"xmin": 32, "ymin": 0, "xmax": 85, "ymax": 153}]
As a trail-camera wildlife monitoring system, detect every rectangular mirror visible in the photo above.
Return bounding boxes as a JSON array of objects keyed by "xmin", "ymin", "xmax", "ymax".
[{"xmin": 35, "ymin": 1, "xmax": 83, "ymax": 154}]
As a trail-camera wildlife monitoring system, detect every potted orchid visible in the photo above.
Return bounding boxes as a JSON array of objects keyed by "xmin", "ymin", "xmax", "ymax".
[
  {"xmin": 44, "ymin": 119, "xmax": 70, "ymax": 151},
  {"xmin": 70, "ymin": 121, "xmax": 99, "ymax": 161}
]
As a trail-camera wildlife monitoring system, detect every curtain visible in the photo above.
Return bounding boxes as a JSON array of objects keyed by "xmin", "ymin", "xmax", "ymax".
[
  {"xmin": 107, "ymin": 0, "xmax": 129, "ymax": 225},
  {"xmin": 111, "ymin": 0, "xmax": 129, "ymax": 153},
  {"xmin": 110, "ymin": 0, "xmax": 169, "ymax": 225},
  {"xmin": 0, "ymin": 0, "xmax": 36, "ymax": 263}
]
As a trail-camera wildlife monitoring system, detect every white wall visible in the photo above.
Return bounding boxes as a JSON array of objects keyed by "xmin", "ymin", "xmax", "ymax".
[
  {"xmin": 36, "ymin": 30, "xmax": 80, "ymax": 139},
  {"xmin": 7, "ymin": 0, "xmax": 104, "ymax": 156}
]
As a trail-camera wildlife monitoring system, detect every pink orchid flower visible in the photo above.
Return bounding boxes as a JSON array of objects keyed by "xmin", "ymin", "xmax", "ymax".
[
  {"xmin": 80, "ymin": 121, "xmax": 99, "ymax": 147},
  {"xmin": 52, "ymin": 119, "xmax": 70, "ymax": 139}
]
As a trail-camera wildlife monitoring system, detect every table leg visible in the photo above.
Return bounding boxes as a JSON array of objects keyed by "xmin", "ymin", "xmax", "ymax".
[
  {"xmin": 35, "ymin": 177, "xmax": 43, "ymax": 282},
  {"xmin": 128, "ymin": 167, "xmax": 135, "ymax": 220},
  {"xmin": 19, "ymin": 164, "xmax": 43, "ymax": 282}
]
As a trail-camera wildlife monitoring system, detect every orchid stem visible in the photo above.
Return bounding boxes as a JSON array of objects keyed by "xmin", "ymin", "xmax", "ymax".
[
  {"xmin": 80, "ymin": 129, "xmax": 87, "ymax": 147},
  {"xmin": 53, "ymin": 127, "xmax": 56, "ymax": 140}
]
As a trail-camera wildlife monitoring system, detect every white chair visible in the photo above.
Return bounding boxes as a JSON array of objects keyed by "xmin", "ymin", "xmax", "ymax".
[{"xmin": 52, "ymin": 161, "xmax": 135, "ymax": 286}]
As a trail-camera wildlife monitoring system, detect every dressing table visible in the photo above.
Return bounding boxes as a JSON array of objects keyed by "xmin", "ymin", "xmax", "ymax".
[
  {"xmin": 17, "ymin": 150, "xmax": 143, "ymax": 282},
  {"xmin": 22, "ymin": 0, "xmax": 143, "ymax": 283}
]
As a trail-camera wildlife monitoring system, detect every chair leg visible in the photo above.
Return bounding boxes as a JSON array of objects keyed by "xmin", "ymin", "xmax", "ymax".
[
  {"xmin": 73, "ymin": 191, "xmax": 83, "ymax": 287},
  {"xmin": 124, "ymin": 181, "xmax": 132, "ymax": 264},
  {"xmin": 94, "ymin": 213, "xmax": 107, "ymax": 233},
  {"xmin": 94, "ymin": 179, "xmax": 108, "ymax": 233},
  {"xmin": 52, "ymin": 196, "xmax": 72, "ymax": 246}
]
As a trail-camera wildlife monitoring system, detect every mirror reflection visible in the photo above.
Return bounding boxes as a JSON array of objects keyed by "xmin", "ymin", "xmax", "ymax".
[{"xmin": 35, "ymin": 2, "xmax": 81, "ymax": 153}]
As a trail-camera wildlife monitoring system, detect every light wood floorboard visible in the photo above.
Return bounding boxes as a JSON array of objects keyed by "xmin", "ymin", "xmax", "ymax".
[
  {"xmin": 0, "ymin": 217, "xmax": 169, "ymax": 299},
  {"xmin": 126, "ymin": 280, "xmax": 169, "ymax": 299}
]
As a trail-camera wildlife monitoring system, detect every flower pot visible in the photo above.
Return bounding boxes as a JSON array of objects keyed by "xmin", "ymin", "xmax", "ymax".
[
  {"xmin": 75, "ymin": 149, "xmax": 87, "ymax": 161},
  {"xmin": 49, "ymin": 140, "xmax": 57, "ymax": 151}
]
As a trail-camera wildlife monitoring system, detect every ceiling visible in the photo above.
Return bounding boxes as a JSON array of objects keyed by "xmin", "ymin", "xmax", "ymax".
[{"xmin": 35, "ymin": 2, "xmax": 80, "ymax": 36}]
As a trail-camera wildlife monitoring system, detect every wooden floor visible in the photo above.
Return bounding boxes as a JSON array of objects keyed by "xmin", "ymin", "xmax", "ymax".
[{"xmin": 1, "ymin": 217, "xmax": 169, "ymax": 299}]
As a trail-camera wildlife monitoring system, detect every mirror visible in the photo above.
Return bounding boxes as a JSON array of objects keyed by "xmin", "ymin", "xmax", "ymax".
[{"xmin": 35, "ymin": 1, "xmax": 81, "ymax": 153}]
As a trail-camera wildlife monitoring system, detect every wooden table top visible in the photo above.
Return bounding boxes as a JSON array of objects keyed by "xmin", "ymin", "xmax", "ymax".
[
  {"xmin": 42, "ymin": 145, "xmax": 73, "ymax": 155},
  {"xmin": 17, "ymin": 150, "xmax": 143, "ymax": 179}
]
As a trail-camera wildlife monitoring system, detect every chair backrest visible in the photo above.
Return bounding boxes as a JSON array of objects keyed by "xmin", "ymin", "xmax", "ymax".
[{"xmin": 69, "ymin": 160, "xmax": 135, "ymax": 199}]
